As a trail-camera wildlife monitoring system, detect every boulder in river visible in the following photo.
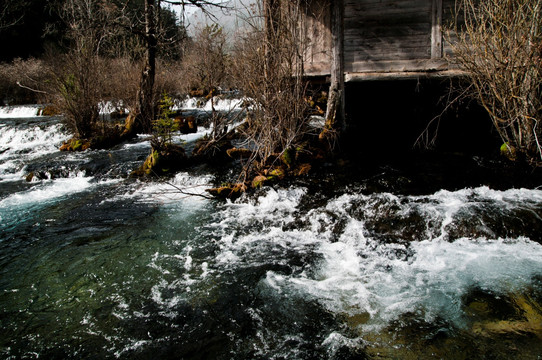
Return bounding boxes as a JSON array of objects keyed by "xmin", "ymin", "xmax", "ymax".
[
  {"xmin": 226, "ymin": 147, "xmax": 253, "ymax": 160},
  {"xmin": 59, "ymin": 138, "xmax": 91, "ymax": 152},
  {"xmin": 192, "ymin": 136, "xmax": 233, "ymax": 164},
  {"xmin": 131, "ymin": 144, "xmax": 188, "ymax": 177},
  {"xmin": 206, "ymin": 182, "xmax": 246, "ymax": 200},
  {"xmin": 175, "ymin": 116, "xmax": 197, "ymax": 134}
]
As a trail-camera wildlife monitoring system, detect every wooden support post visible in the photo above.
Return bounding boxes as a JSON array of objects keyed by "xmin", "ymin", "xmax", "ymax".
[
  {"xmin": 321, "ymin": 0, "xmax": 345, "ymax": 147},
  {"xmin": 431, "ymin": 0, "xmax": 443, "ymax": 59}
]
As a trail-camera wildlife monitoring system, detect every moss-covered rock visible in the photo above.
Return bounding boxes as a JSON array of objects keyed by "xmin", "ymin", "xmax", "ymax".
[
  {"xmin": 60, "ymin": 124, "xmax": 127, "ymax": 152},
  {"xmin": 121, "ymin": 113, "xmax": 138, "ymax": 139},
  {"xmin": 175, "ymin": 115, "xmax": 197, "ymax": 134},
  {"xmin": 206, "ymin": 182, "xmax": 246, "ymax": 200},
  {"xmin": 192, "ymin": 136, "xmax": 233, "ymax": 164},
  {"xmin": 226, "ymin": 147, "xmax": 253, "ymax": 160},
  {"xmin": 131, "ymin": 144, "xmax": 188, "ymax": 177},
  {"xmin": 39, "ymin": 105, "xmax": 60, "ymax": 116},
  {"xmin": 500, "ymin": 142, "xmax": 517, "ymax": 161},
  {"xmin": 268, "ymin": 167, "xmax": 286, "ymax": 180},
  {"xmin": 281, "ymin": 148, "xmax": 295, "ymax": 168},
  {"xmin": 251, "ymin": 175, "xmax": 268, "ymax": 189},
  {"xmin": 59, "ymin": 137, "xmax": 91, "ymax": 152}
]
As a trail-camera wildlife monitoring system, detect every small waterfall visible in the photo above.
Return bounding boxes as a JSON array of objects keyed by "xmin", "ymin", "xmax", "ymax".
[{"xmin": 0, "ymin": 105, "xmax": 41, "ymax": 118}]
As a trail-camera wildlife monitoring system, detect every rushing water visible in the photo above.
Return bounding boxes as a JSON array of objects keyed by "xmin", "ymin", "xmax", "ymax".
[{"xmin": 1, "ymin": 106, "xmax": 542, "ymax": 359}]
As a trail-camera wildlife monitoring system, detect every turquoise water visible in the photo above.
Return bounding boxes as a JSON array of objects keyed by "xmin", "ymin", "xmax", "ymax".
[{"xmin": 1, "ymin": 112, "xmax": 542, "ymax": 359}]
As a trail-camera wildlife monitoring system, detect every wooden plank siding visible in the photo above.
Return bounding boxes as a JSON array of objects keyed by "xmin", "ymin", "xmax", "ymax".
[
  {"xmin": 301, "ymin": 0, "xmax": 461, "ymax": 80},
  {"xmin": 302, "ymin": 0, "xmax": 332, "ymax": 76}
]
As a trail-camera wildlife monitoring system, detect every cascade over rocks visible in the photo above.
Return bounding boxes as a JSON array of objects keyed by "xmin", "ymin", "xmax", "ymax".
[{"xmin": 60, "ymin": 122, "xmax": 132, "ymax": 152}]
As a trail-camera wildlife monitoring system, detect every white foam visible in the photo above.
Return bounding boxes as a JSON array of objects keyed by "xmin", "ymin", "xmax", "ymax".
[
  {"xmin": 0, "ymin": 121, "xmax": 70, "ymax": 179},
  {"xmin": 223, "ymin": 187, "xmax": 306, "ymax": 223},
  {"xmin": 0, "ymin": 105, "xmax": 41, "ymax": 118},
  {"xmin": 208, "ymin": 186, "xmax": 542, "ymax": 333},
  {"xmin": 177, "ymin": 96, "xmax": 246, "ymax": 112},
  {"xmin": 98, "ymin": 101, "xmax": 128, "ymax": 115},
  {"xmin": 270, "ymin": 232, "xmax": 542, "ymax": 332},
  {"xmin": 0, "ymin": 173, "xmax": 118, "ymax": 210},
  {"xmin": 173, "ymin": 126, "xmax": 211, "ymax": 143},
  {"xmin": 0, "ymin": 122, "xmax": 67, "ymax": 157},
  {"xmin": 107, "ymin": 172, "xmax": 213, "ymax": 205}
]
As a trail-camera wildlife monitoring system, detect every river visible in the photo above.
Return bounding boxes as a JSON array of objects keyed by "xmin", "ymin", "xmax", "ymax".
[{"xmin": 1, "ymin": 105, "xmax": 541, "ymax": 359}]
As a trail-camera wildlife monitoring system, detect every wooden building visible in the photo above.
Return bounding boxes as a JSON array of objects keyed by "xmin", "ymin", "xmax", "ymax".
[
  {"xmin": 280, "ymin": 0, "xmax": 494, "ymax": 153},
  {"xmin": 301, "ymin": 0, "xmax": 460, "ymax": 81}
]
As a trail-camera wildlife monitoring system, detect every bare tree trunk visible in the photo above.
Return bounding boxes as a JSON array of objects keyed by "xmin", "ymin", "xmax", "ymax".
[
  {"xmin": 133, "ymin": 0, "xmax": 158, "ymax": 134},
  {"xmin": 264, "ymin": 0, "xmax": 280, "ymax": 76},
  {"xmin": 320, "ymin": 0, "xmax": 345, "ymax": 148}
]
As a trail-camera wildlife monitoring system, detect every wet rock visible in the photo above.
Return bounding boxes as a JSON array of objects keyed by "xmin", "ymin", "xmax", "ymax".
[
  {"xmin": 131, "ymin": 144, "xmax": 188, "ymax": 177},
  {"xmin": 470, "ymin": 293, "xmax": 542, "ymax": 339},
  {"xmin": 251, "ymin": 175, "xmax": 268, "ymax": 189},
  {"xmin": 192, "ymin": 136, "xmax": 233, "ymax": 164},
  {"xmin": 175, "ymin": 115, "xmax": 197, "ymax": 134},
  {"xmin": 38, "ymin": 105, "xmax": 60, "ymax": 116},
  {"xmin": 189, "ymin": 88, "xmax": 207, "ymax": 97},
  {"xmin": 60, "ymin": 138, "xmax": 91, "ymax": 152},
  {"xmin": 206, "ymin": 183, "xmax": 246, "ymax": 200},
  {"xmin": 226, "ymin": 147, "xmax": 253, "ymax": 160},
  {"xmin": 294, "ymin": 163, "xmax": 312, "ymax": 176},
  {"xmin": 24, "ymin": 169, "xmax": 70, "ymax": 181}
]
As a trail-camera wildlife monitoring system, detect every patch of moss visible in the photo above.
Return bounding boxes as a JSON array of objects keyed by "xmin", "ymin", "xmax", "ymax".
[
  {"xmin": 206, "ymin": 182, "xmax": 246, "ymax": 200},
  {"xmin": 281, "ymin": 148, "xmax": 295, "ymax": 168},
  {"xmin": 59, "ymin": 137, "xmax": 90, "ymax": 152},
  {"xmin": 268, "ymin": 167, "xmax": 286, "ymax": 181},
  {"xmin": 252, "ymin": 175, "xmax": 268, "ymax": 189},
  {"xmin": 71, "ymin": 139, "xmax": 83, "ymax": 151},
  {"xmin": 39, "ymin": 105, "xmax": 60, "ymax": 116},
  {"xmin": 500, "ymin": 142, "xmax": 517, "ymax": 161}
]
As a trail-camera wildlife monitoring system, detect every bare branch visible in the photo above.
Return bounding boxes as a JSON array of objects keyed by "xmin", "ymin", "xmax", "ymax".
[
  {"xmin": 449, "ymin": 0, "xmax": 542, "ymax": 165},
  {"xmin": 16, "ymin": 81, "xmax": 49, "ymax": 95}
]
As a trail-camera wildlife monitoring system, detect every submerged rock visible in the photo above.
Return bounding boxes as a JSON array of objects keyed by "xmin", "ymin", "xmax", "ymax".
[{"xmin": 471, "ymin": 293, "xmax": 542, "ymax": 339}]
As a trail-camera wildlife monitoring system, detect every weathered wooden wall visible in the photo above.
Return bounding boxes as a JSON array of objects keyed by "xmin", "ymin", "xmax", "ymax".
[
  {"xmin": 302, "ymin": 0, "xmax": 332, "ymax": 76},
  {"xmin": 302, "ymin": 0, "xmax": 459, "ymax": 80}
]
